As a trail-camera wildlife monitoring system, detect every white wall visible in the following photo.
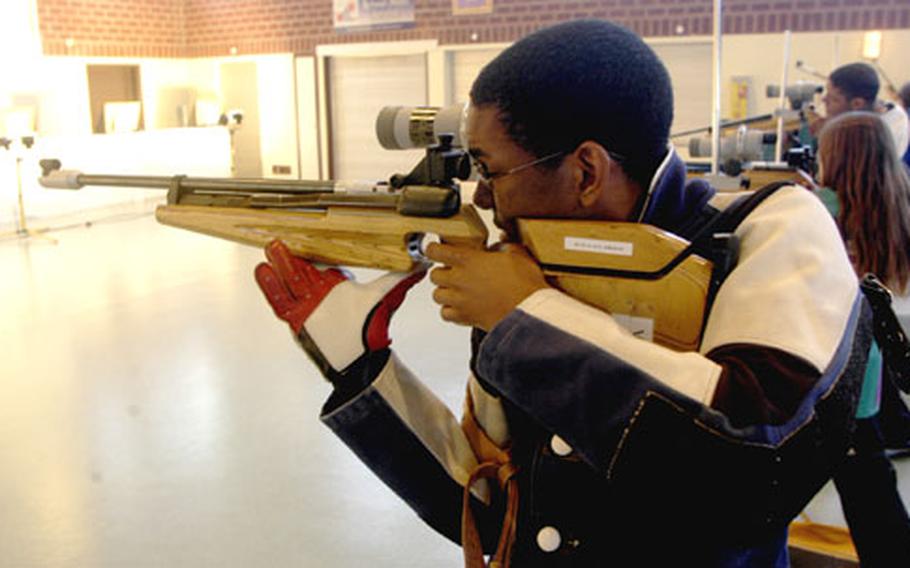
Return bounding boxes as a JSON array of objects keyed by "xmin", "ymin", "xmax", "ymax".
[
  {"xmin": 185, "ymin": 53, "xmax": 299, "ymax": 178},
  {"xmin": 0, "ymin": 0, "xmax": 41, "ymax": 109},
  {"xmin": 721, "ymin": 29, "xmax": 910, "ymax": 119},
  {"xmin": 314, "ymin": 40, "xmax": 439, "ymax": 182},
  {"xmin": 327, "ymin": 52, "xmax": 428, "ymax": 180},
  {"xmin": 295, "ymin": 56, "xmax": 320, "ymax": 180},
  {"xmin": 7, "ymin": 55, "xmax": 216, "ymax": 136},
  {"xmin": 140, "ymin": 59, "xmax": 212, "ymax": 129},
  {"xmin": 253, "ymin": 54, "xmax": 298, "ymax": 179},
  {"xmin": 0, "ymin": 127, "xmax": 234, "ymax": 231},
  {"xmin": 651, "ymin": 29, "xmax": 910, "ymax": 161},
  {"xmin": 3, "ymin": 27, "xmax": 909, "ymax": 230},
  {"xmin": 0, "ymin": 52, "xmax": 302, "ymax": 229},
  {"xmin": 3, "ymin": 53, "xmax": 297, "ymax": 171},
  {"xmin": 299, "ymin": 30, "xmax": 910, "ymax": 180}
]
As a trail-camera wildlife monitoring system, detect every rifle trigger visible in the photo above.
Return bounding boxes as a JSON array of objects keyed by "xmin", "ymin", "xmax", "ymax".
[{"xmin": 406, "ymin": 233, "xmax": 439, "ymax": 263}]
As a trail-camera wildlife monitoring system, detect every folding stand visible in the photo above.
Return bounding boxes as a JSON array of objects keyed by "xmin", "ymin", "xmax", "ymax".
[{"xmin": 0, "ymin": 136, "xmax": 57, "ymax": 243}]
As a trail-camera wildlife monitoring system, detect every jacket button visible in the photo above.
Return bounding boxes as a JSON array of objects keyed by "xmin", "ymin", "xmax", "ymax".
[
  {"xmin": 550, "ymin": 435, "xmax": 573, "ymax": 457},
  {"xmin": 537, "ymin": 526, "xmax": 562, "ymax": 552}
]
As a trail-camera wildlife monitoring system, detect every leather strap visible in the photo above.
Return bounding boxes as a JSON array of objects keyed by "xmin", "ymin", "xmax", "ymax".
[
  {"xmin": 461, "ymin": 391, "xmax": 519, "ymax": 568},
  {"xmin": 462, "ymin": 462, "xmax": 519, "ymax": 568},
  {"xmin": 462, "ymin": 393, "xmax": 510, "ymax": 465}
]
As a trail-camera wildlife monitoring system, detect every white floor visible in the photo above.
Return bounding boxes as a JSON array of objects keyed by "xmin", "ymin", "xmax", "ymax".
[{"xmin": 1, "ymin": 212, "xmax": 908, "ymax": 567}]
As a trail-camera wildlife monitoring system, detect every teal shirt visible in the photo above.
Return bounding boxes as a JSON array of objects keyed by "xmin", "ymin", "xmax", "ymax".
[
  {"xmin": 856, "ymin": 341, "xmax": 882, "ymax": 419},
  {"xmin": 815, "ymin": 187, "xmax": 840, "ymax": 218}
]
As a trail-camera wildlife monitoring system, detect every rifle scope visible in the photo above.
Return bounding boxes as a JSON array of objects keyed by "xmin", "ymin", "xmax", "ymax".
[
  {"xmin": 376, "ymin": 104, "xmax": 467, "ymax": 150},
  {"xmin": 766, "ymin": 82, "xmax": 823, "ymax": 110}
]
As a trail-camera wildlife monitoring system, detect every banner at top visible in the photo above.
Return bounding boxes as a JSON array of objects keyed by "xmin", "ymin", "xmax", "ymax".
[{"xmin": 333, "ymin": 0, "xmax": 416, "ymax": 32}]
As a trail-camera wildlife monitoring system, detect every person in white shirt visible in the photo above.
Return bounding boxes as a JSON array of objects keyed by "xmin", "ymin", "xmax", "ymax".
[{"xmin": 812, "ymin": 62, "xmax": 909, "ymax": 159}]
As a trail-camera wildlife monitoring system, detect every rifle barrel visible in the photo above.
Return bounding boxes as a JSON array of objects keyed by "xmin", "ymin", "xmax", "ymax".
[
  {"xmin": 39, "ymin": 164, "xmax": 461, "ymax": 217},
  {"xmin": 75, "ymin": 173, "xmax": 340, "ymax": 195}
]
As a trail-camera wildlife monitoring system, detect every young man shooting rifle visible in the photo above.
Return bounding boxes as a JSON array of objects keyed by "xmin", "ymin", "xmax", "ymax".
[{"xmin": 256, "ymin": 20, "xmax": 870, "ymax": 567}]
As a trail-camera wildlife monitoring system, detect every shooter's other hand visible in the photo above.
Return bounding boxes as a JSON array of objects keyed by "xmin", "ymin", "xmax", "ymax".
[{"xmin": 255, "ymin": 240, "xmax": 425, "ymax": 384}]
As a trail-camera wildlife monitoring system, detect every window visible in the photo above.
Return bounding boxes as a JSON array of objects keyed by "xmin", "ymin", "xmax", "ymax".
[{"xmin": 86, "ymin": 65, "xmax": 143, "ymax": 134}]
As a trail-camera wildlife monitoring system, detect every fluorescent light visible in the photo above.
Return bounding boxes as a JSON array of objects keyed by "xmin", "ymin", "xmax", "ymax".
[{"xmin": 862, "ymin": 30, "xmax": 882, "ymax": 60}]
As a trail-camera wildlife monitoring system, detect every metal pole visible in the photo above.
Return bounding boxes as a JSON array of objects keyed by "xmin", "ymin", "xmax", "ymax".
[
  {"xmin": 671, "ymin": 113, "xmax": 774, "ymax": 139},
  {"xmin": 74, "ymin": 174, "xmax": 339, "ymax": 195},
  {"xmin": 15, "ymin": 156, "xmax": 27, "ymax": 234},
  {"xmin": 710, "ymin": 0, "xmax": 723, "ymax": 175},
  {"xmin": 775, "ymin": 30, "xmax": 792, "ymax": 163}
]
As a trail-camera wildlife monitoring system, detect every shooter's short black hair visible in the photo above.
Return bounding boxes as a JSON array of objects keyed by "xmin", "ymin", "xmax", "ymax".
[
  {"xmin": 899, "ymin": 82, "xmax": 910, "ymax": 110},
  {"xmin": 470, "ymin": 19, "xmax": 673, "ymax": 188},
  {"xmin": 829, "ymin": 63, "xmax": 879, "ymax": 107}
]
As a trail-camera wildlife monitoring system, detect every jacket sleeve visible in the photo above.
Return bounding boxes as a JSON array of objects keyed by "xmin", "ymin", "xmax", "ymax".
[
  {"xmin": 473, "ymin": 185, "xmax": 862, "ymax": 471},
  {"xmin": 319, "ymin": 353, "xmax": 510, "ymax": 550}
]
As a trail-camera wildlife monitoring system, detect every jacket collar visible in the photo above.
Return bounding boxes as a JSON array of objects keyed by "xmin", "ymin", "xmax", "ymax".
[{"xmin": 637, "ymin": 146, "xmax": 715, "ymax": 235}]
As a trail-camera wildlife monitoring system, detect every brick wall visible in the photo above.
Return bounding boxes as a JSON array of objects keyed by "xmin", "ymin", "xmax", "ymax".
[
  {"xmin": 38, "ymin": 0, "xmax": 910, "ymax": 58},
  {"xmin": 39, "ymin": 0, "xmax": 186, "ymax": 57}
]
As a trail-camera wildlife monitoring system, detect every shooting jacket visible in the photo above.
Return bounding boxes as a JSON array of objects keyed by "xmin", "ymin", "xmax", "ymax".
[{"xmin": 320, "ymin": 148, "xmax": 871, "ymax": 566}]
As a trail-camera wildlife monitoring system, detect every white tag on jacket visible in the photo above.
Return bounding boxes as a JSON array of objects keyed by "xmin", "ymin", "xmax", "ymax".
[{"xmin": 612, "ymin": 314, "xmax": 654, "ymax": 342}]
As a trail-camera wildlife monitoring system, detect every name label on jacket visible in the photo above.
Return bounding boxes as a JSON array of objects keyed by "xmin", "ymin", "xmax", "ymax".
[{"xmin": 564, "ymin": 237, "xmax": 633, "ymax": 256}]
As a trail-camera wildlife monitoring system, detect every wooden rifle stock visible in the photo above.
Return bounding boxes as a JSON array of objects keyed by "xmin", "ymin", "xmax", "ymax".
[
  {"xmin": 519, "ymin": 219, "xmax": 712, "ymax": 351},
  {"xmin": 156, "ymin": 201, "xmax": 488, "ymax": 272},
  {"xmin": 159, "ymin": 204, "xmax": 711, "ymax": 350},
  {"xmin": 39, "ymin": 160, "xmax": 713, "ymax": 351}
]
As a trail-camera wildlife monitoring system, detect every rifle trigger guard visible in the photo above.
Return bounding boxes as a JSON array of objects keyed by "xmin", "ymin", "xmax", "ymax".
[{"xmin": 406, "ymin": 233, "xmax": 440, "ymax": 263}]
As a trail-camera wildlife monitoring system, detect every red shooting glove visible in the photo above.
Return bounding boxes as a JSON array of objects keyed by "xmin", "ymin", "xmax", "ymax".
[{"xmin": 255, "ymin": 240, "xmax": 426, "ymax": 385}]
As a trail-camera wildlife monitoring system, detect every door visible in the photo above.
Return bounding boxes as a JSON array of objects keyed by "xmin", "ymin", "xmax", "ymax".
[{"xmin": 220, "ymin": 61, "xmax": 262, "ymax": 178}]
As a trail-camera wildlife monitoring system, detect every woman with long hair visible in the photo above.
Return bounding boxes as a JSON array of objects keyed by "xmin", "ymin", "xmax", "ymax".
[
  {"xmin": 897, "ymin": 81, "xmax": 910, "ymax": 170},
  {"xmin": 819, "ymin": 111, "xmax": 910, "ymax": 292},
  {"xmin": 817, "ymin": 110, "xmax": 910, "ymax": 566}
]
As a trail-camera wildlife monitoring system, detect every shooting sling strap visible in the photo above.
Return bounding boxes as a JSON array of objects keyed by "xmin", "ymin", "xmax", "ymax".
[
  {"xmin": 457, "ymin": 182, "xmax": 791, "ymax": 568},
  {"xmin": 461, "ymin": 392, "xmax": 519, "ymax": 568}
]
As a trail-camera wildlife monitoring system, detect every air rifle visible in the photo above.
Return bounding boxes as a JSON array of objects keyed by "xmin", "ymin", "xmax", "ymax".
[
  {"xmin": 40, "ymin": 135, "xmax": 485, "ymax": 272},
  {"xmin": 39, "ymin": 129, "xmax": 714, "ymax": 352}
]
